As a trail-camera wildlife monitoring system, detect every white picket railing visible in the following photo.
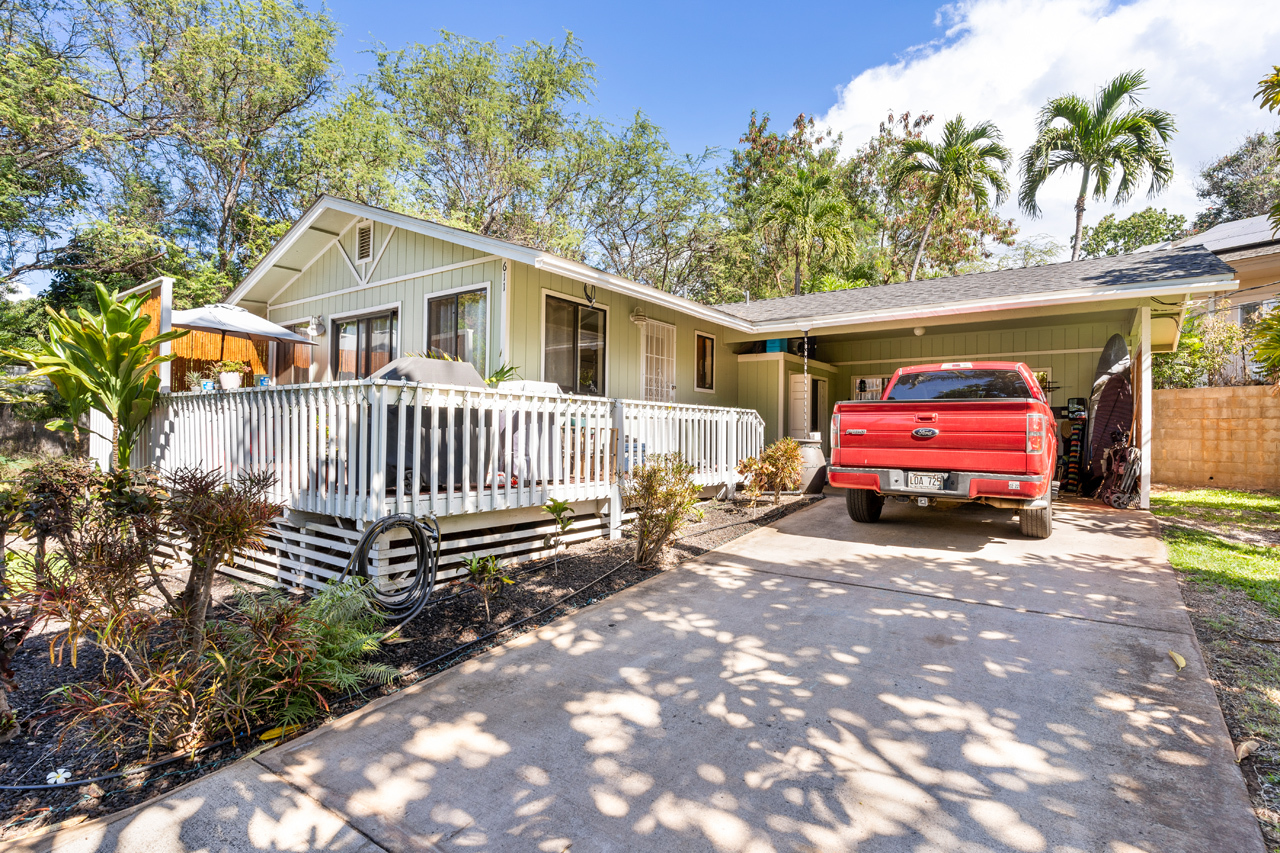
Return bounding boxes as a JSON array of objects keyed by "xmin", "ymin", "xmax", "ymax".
[{"xmin": 616, "ymin": 400, "xmax": 765, "ymax": 487}]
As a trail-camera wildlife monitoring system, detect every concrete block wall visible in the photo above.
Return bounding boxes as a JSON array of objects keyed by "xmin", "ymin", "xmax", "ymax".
[{"xmin": 1152, "ymin": 385, "xmax": 1280, "ymax": 491}]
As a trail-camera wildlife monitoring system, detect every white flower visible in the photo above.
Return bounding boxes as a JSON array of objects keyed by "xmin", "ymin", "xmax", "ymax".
[{"xmin": 46, "ymin": 769, "xmax": 71, "ymax": 785}]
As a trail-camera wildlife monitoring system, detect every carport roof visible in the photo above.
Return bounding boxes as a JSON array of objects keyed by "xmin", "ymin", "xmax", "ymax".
[{"xmin": 713, "ymin": 245, "xmax": 1236, "ymax": 325}]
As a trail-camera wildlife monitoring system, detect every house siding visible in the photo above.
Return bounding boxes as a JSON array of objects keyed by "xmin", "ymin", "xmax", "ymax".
[
  {"xmin": 506, "ymin": 261, "xmax": 741, "ymax": 406},
  {"xmin": 266, "ymin": 227, "xmax": 504, "ymax": 382}
]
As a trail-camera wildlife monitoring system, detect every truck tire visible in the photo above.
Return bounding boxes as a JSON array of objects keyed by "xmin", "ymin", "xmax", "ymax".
[
  {"xmin": 846, "ymin": 488, "xmax": 884, "ymax": 523},
  {"xmin": 1020, "ymin": 496, "xmax": 1053, "ymax": 539}
]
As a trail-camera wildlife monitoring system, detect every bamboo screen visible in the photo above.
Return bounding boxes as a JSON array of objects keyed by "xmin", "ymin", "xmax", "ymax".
[{"xmin": 131, "ymin": 284, "xmax": 269, "ymax": 390}]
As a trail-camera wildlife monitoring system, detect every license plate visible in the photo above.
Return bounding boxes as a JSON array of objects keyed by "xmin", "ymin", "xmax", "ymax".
[{"xmin": 908, "ymin": 472, "xmax": 946, "ymax": 491}]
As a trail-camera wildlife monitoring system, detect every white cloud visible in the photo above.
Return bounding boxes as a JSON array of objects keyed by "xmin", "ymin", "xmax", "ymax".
[
  {"xmin": 4, "ymin": 279, "xmax": 36, "ymax": 302},
  {"xmin": 819, "ymin": 0, "xmax": 1280, "ymax": 250}
]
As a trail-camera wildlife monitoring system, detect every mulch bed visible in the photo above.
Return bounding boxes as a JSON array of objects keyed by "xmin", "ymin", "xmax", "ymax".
[{"xmin": 0, "ymin": 494, "xmax": 821, "ymax": 841}]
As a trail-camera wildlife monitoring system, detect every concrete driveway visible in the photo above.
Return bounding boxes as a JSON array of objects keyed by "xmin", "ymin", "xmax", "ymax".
[{"xmin": 20, "ymin": 497, "xmax": 1263, "ymax": 852}]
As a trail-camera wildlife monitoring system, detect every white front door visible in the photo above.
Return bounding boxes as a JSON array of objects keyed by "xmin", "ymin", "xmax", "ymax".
[
  {"xmin": 643, "ymin": 321, "xmax": 676, "ymax": 402},
  {"xmin": 789, "ymin": 374, "xmax": 827, "ymax": 439}
]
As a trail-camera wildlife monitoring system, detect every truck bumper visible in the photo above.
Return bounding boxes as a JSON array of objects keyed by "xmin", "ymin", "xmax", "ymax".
[{"xmin": 828, "ymin": 466, "xmax": 1051, "ymax": 506}]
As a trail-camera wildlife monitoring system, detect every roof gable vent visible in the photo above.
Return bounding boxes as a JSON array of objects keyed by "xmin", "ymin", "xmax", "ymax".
[{"xmin": 355, "ymin": 222, "xmax": 373, "ymax": 263}]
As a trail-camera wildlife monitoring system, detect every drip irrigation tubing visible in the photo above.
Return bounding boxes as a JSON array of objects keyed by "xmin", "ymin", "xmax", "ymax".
[{"xmin": 0, "ymin": 496, "xmax": 816, "ymax": 794}]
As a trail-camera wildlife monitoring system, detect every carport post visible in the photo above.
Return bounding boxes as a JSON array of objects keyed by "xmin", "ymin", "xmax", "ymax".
[{"xmin": 1140, "ymin": 306, "xmax": 1153, "ymax": 509}]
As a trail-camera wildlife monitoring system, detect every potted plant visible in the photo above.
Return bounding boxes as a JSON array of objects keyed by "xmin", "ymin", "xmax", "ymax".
[{"xmin": 216, "ymin": 360, "xmax": 248, "ymax": 390}]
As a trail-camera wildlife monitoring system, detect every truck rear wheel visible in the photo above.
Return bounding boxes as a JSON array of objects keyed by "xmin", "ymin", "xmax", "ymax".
[
  {"xmin": 1019, "ymin": 497, "xmax": 1053, "ymax": 539},
  {"xmin": 846, "ymin": 488, "xmax": 884, "ymax": 523}
]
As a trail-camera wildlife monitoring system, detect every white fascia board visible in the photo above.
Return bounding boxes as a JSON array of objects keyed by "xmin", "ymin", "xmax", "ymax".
[
  {"xmin": 745, "ymin": 275, "xmax": 1240, "ymax": 335},
  {"xmin": 225, "ymin": 199, "xmax": 334, "ymax": 306},
  {"xmin": 531, "ymin": 256, "xmax": 755, "ymax": 332}
]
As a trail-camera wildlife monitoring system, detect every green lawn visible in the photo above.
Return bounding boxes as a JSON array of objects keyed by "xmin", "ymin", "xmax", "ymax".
[
  {"xmin": 1163, "ymin": 525, "xmax": 1280, "ymax": 616},
  {"xmin": 1151, "ymin": 488, "xmax": 1280, "ymax": 515}
]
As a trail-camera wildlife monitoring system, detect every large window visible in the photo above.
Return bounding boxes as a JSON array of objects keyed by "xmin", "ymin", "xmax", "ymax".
[
  {"xmin": 333, "ymin": 309, "xmax": 398, "ymax": 380},
  {"xmin": 545, "ymin": 295, "xmax": 605, "ymax": 395},
  {"xmin": 427, "ymin": 288, "xmax": 488, "ymax": 375},
  {"xmin": 273, "ymin": 324, "xmax": 313, "ymax": 385},
  {"xmin": 695, "ymin": 332, "xmax": 715, "ymax": 392}
]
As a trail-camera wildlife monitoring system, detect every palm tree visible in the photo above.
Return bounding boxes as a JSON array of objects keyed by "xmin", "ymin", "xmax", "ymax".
[
  {"xmin": 890, "ymin": 116, "xmax": 1011, "ymax": 281},
  {"xmin": 759, "ymin": 168, "xmax": 857, "ymax": 296},
  {"xmin": 1256, "ymin": 65, "xmax": 1280, "ymax": 235},
  {"xmin": 1019, "ymin": 70, "xmax": 1175, "ymax": 261}
]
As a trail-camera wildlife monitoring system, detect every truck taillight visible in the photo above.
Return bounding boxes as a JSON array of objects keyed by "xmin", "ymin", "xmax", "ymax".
[
  {"xmin": 831, "ymin": 413, "xmax": 840, "ymax": 445},
  {"xmin": 1026, "ymin": 413, "xmax": 1045, "ymax": 454}
]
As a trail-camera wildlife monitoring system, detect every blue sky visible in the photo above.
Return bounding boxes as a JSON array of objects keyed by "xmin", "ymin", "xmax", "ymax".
[{"xmin": 321, "ymin": 0, "xmax": 947, "ymax": 159}]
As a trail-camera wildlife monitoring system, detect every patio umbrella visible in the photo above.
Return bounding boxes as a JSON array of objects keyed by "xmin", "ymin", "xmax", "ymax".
[{"xmin": 170, "ymin": 303, "xmax": 316, "ymax": 360}]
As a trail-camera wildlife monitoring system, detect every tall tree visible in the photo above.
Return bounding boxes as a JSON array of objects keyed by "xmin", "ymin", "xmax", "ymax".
[
  {"xmin": 1192, "ymin": 131, "xmax": 1280, "ymax": 231},
  {"xmin": 759, "ymin": 168, "xmax": 858, "ymax": 295},
  {"xmin": 1019, "ymin": 70, "xmax": 1176, "ymax": 261},
  {"xmin": 1079, "ymin": 207, "xmax": 1187, "ymax": 257},
  {"xmin": 890, "ymin": 115, "xmax": 1011, "ymax": 281},
  {"xmin": 1256, "ymin": 65, "xmax": 1280, "ymax": 235}
]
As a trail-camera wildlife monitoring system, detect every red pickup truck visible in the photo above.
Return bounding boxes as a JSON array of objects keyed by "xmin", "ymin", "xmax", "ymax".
[{"xmin": 828, "ymin": 361, "xmax": 1058, "ymax": 538}]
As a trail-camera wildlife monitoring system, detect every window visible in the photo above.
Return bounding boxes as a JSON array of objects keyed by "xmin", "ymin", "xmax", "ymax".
[
  {"xmin": 355, "ymin": 222, "xmax": 373, "ymax": 263},
  {"xmin": 427, "ymin": 288, "xmax": 488, "ymax": 375},
  {"xmin": 695, "ymin": 332, "xmax": 715, "ymax": 392},
  {"xmin": 274, "ymin": 324, "xmax": 313, "ymax": 385},
  {"xmin": 851, "ymin": 376, "xmax": 891, "ymax": 401},
  {"xmin": 886, "ymin": 369, "xmax": 1032, "ymax": 401},
  {"xmin": 333, "ymin": 309, "xmax": 398, "ymax": 380},
  {"xmin": 545, "ymin": 295, "xmax": 605, "ymax": 395}
]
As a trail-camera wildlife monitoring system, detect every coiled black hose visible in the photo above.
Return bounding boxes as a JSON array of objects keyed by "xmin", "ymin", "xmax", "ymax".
[{"xmin": 336, "ymin": 513, "xmax": 441, "ymax": 636}]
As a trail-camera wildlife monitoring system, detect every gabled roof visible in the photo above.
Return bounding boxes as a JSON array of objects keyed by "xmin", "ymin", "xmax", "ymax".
[
  {"xmin": 713, "ymin": 246, "xmax": 1236, "ymax": 329},
  {"xmin": 228, "ymin": 196, "xmax": 1238, "ymax": 336}
]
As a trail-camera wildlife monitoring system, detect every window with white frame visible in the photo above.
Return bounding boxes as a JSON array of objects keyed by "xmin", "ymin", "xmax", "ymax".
[
  {"xmin": 695, "ymin": 331, "xmax": 715, "ymax": 392},
  {"xmin": 851, "ymin": 375, "xmax": 891, "ymax": 400},
  {"xmin": 333, "ymin": 309, "xmax": 397, "ymax": 380},
  {"xmin": 274, "ymin": 323, "xmax": 313, "ymax": 385},
  {"xmin": 545, "ymin": 294, "xmax": 606, "ymax": 395},
  {"xmin": 427, "ymin": 288, "xmax": 488, "ymax": 375}
]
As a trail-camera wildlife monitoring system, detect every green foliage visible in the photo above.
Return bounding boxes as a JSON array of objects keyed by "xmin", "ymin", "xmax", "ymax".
[
  {"xmin": 216, "ymin": 360, "xmax": 250, "ymax": 374},
  {"xmin": 486, "ymin": 363, "xmax": 520, "ymax": 386},
  {"xmin": 890, "ymin": 115, "xmax": 1012, "ymax": 281},
  {"xmin": 1164, "ymin": 526, "xmax": 1280, "ymax": 617},
  {"xmin": 1079, "ymin": 207, "xmax": 1187, "ymax": 258},
  {"xmin": 1246, "ymin": 305, "xmax": 1280, "ymax": 382},
  {"xmin": 737, "ymin": 438, "xmax": 804, "ymax": 505},
  {"xmin": 3, "ymin": 283, "xmax": 187, "ymax": 468},
  {"xmin": 624, "ymin": 453, "xmax": 701, "ymax": 566},
  {"xmin": 1151, "ymin": 488, "xmax": 1280, "ymax": 515},
  {"xmin": 542, "ymin": 497, "xmax": 575, "ymax": 567},
  {"xmin": 1154, "ymin": 309, "xmax": 1248, "ymax": 388},
  {"xmin": 1019, "ymin": 70, "xmax": 1176, "ymax": 260},
  {"xmin": 1192, "ymin": 132, "xmax": 1280, "ymax": 232},
  {"xmin": 760, "ymin": 168, "xmax": 860, "ymax": 295},
  {"xmin": 996, "ymin": 234, "xmax": 1063, "ymax": 269},
  {"xmin": 460, "ymin": 553, "xmax": 513, "ymax": 621},
  {"xmin": 1254, "ymin": 65, "xmax": 1280, "ymax": 236}
]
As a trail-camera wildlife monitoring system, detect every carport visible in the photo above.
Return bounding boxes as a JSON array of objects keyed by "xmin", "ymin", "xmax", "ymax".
[{"xmin": 721, "ymin": 247, "xmax": 1240, "ymax": 509}]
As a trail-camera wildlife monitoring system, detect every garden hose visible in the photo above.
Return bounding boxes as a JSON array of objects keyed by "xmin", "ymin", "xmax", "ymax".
[{"xmin": 337, "ymin": 513, "xmax": 441, "ymax": 636}]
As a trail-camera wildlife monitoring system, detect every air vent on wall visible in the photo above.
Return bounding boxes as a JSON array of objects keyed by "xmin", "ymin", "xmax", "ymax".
[{"xmin": 356, "ymin": 223, "xmax": 373, "ymax": 263}]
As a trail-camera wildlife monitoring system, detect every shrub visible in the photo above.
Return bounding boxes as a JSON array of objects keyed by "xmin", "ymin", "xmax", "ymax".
[
  {"xmin": 461, "ymin": 553, "xmax": 513, "ymax": 621},
  {"xmin": 542, "ymin": 498, "xmax": 575, "ymax": 567},
  {"xmin": 624, "ymin": 453, "xmax": 701, "ymax": 567},
  {"xmin": 737, "ymin": 438, "xmax": 804, "ymax": 504}
]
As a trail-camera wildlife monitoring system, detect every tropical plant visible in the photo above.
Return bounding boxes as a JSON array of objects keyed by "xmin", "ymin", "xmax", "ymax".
[
  {"xmin": 460, "ymin": 553, "xmax": 513, "ymax": 621},
  {"xmin": 890, "ymin": 115, "xmax": 1012, "ymax": 281},
  {"xmin": 542, "ymin": 497, "xmax": 575, "ymax": 567},
  {"xmin": 759, "ymin": 168, "xmax": 858, "ymax": 295},
  {"xmin": 165, "ymin": 467, "xmax": 282, "ymax": 652},
  {"xmin": 1247, "ymin": 306, "xmax": 1280, "ymax": 384},
  {"xmin": 1019, "ymin": 70, "xmax": 1176, "ymax": 261},
  {"xmin": 3, "ymin": 283, "xmax": 187, "ymax": 468},
  {"xmin": 737, "ymin": 438, "xmax": 804, "ymax": 505},
  {"xmin": 216, "ymin": 360, "xmax": 249, "ymax": 373},
  {"xmin": 1192, "ymin": 131, "xmax": 1280, "ymax": 232},
  {"xmin": 624, "ymin": 453, "xmax": 701, "ymax": 567},
  {"xmin": 1256, "ymin": 65, "xmax": 1280, "ymax": 235},
  {"xmin": 486, "ymin": 363, "xmax": 520, "ymax": 386},
  {"xmin": 1154, "ymin": 309, "xmax": 1249, "ymax": 388}
]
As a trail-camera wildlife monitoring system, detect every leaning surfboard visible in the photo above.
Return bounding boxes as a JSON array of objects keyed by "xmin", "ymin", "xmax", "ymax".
[{"xmin": 1085, "ymin": 333, "xmax": 1133, "ymax": 484}]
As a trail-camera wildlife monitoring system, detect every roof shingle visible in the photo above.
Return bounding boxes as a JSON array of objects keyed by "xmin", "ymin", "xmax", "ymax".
[{"xmin": 712, "ymin": 245, "xmax": 1235, "ymax": 324}]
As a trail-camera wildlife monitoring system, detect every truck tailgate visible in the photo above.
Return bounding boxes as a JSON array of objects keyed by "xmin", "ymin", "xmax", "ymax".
[{"xmin": 833, "ymin": 400, "xmax": 1033, "ymax": 475}]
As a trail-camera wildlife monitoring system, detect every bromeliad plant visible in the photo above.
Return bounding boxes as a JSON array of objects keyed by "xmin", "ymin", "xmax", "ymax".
[
  {"xmin": 3, "ymin": 283, "xmax": 187, "ymax": 470},
  {"xmin": 461, "ymin": 553, "xmax": 513, "ymax": 621}
]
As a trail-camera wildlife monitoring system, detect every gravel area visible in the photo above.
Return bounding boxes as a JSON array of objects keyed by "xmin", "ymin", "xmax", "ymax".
[{"xmin": 0, "ymin": 494, "xmax": 821, "ymax": 841}]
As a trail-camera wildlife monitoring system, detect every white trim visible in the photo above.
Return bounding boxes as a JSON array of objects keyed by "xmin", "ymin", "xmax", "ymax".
[
  {"xmin": 422, "ymin": 282, "xmax": 492, "ymax": 375},
  {"xmin": 365, "ymin": 225, "xmax": 396, "ymax": 283},
  {"xmin": 269, "ymin": 314, "xmax": 315, "ymax": 329},
  {"xmin": 832, "ymin": 346, "xmax": 1105, "ymax": 367},
  {"xmin": 267, "ymin": 221, "xmax": 358, "ymax": 304},
  {"xmin": 270, "ymin": 255, "xmax": 500, "ymax": 312},
  {"xmin": 328, "ymin": 301, "xmax": 402, "ymax": 382},
  {"xmin": 693, "ymin": 329, "xmax": 716, "ymax": 394},
  {"xmin": 1139, "ymin": 307, "xmax": 1153, "ymax": 510},
  {"xmin": 642, "ymin": 318, "xmax": 676, "ymax": 402},
  {"xmin": 540, "ymin": 288, "xmax": 609, "ymax": 395},
  {"xmin": 328, "ymin": 301, "xmax": 401, "ymax": 322},
  {"xmin": 745, "ymin": 277, "xmax": 1240, "ymax": 334},
  {"xmin": 736, "ymin": 351, "xmax": 836, "ymax": 372},
  {"xmin": 227, "ymin": 201, "xmax": 334, "ymax": 305}
]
